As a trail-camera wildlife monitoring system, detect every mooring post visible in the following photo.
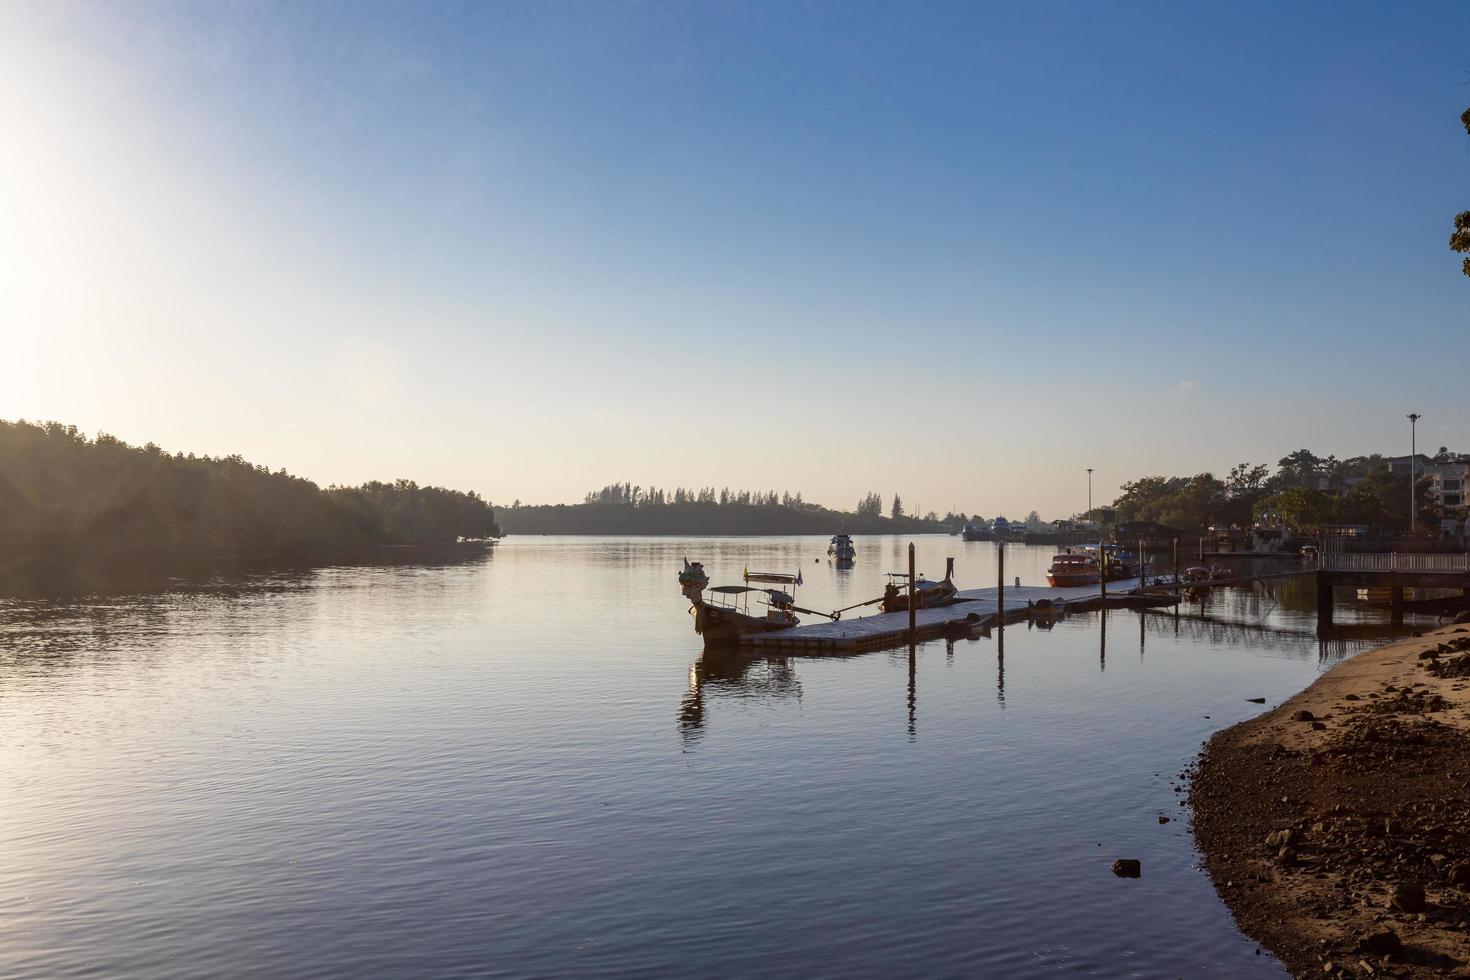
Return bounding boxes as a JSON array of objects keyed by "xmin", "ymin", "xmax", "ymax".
[
  {"xmin": 1199, "ymin": 536, "xmax": 1205, "ymax": 562},
  {"xmin": 997, "ymin": 540, "xmax": 1005, "ymax": 624},
  {"xmin": 1172, "ymin": 537, "xmax": 1179, "ymax": 585},
  {"xmin": 1099, "ymin": 542, "xmax": 1107, "ymax": 600},
  {"xmin": 1316, "ymin": 569, "xmax": 1334, "ymax": 632},
  {"xmin": 1138, "ymin": 537, "xmax": 1146, "ymax": 591},
  {"xmin": 908, "ymin": 542, "xmax": 916, "ymax": 637}
]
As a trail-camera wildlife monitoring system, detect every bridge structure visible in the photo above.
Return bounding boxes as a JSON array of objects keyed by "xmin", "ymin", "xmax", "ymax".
[{"xmin": 1315, "ymin": 551, "xmax": 1470, "ymax": 628}]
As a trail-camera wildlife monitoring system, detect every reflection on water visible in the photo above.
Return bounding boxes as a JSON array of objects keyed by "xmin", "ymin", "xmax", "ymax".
[
  {"xmin": 678, "ymin": 648, "xmax": 802, "ymax": 743},
  {"xmin": 0, "ymin": 536, "xmax": 1443, "ymax": 979}
]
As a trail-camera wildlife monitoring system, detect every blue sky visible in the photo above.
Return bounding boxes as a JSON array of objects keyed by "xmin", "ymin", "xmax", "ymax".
[{"xmin": 2, "ymin": 1, "xmax": 1467, "ymax": 517}]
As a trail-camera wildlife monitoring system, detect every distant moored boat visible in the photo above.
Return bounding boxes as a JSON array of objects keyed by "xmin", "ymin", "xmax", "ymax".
[{"xmin": 828, "ymin": 533, "xmax": 856, "ymax": 563}]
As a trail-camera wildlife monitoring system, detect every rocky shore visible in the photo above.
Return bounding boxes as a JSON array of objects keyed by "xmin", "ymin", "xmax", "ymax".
[{"xmin": 1192, "ymin": 621, "xmax": 1470, "ymax": 977}]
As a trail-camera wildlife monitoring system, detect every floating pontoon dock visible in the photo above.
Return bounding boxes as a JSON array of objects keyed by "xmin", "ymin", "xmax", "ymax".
[{"xmin": 741, "ymin": 580, "xmax": 1176, "ymax": 654}]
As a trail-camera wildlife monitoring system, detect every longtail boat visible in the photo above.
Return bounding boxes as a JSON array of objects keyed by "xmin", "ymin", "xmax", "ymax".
[
  {"xmin": 680, "ymin": 566, "xmax": 829, "ymax": 643},
  {"xmin": 879, "ymin": 557, "xmax": 959, "ymax": 613}
]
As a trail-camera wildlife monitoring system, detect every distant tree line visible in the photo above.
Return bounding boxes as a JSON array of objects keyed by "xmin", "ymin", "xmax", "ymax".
[
  {"xmin": 501, "ymin": 483, "xmax": 954, "ymax": 535},
  {"xmin": 0, "ymin": 421, "xmax": 499, "ymax": 585},
  {"xmin": 1103, "ymin": 448, "xmax": 1457, "ymax": 536}
]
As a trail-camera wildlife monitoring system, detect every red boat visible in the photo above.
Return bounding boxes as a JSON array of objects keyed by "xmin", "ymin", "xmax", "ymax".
[{"xmin": 1046, "ymin": 553, "xmax": 1101, "ymax": 588}]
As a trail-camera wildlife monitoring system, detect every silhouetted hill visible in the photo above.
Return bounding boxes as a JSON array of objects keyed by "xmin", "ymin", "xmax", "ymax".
[{"xmin": 0, "ymin": 420, "xmax": 498, "ymax": 591}]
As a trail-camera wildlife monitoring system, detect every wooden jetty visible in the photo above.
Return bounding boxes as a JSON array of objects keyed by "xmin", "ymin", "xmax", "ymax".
[
  {"xmin": 741, "ymin": 578, "xmax": 1175, "ymax": 654},
  {"xmin": 1315, "ymin": 551, "xmax": 1470, "ymax": 627}
]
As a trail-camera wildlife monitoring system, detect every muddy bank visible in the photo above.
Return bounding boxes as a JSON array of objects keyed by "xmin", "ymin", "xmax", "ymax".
[{"xmin": 1192, "ymin": 622, "xmax": 1470, "ymax": 978}]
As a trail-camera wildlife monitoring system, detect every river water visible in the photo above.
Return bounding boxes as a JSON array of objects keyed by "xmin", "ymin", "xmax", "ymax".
[{"xmin": 0, "ymin": 535, "xmax": 1426, "ymax": 978}]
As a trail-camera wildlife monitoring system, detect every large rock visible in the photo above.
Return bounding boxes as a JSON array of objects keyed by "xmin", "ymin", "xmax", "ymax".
[
  {"xmin": 1111, "ymin": 858, "xmax": 1141, "ymax": 878},
  {"xmin": 1389, "ymin": 882, "xmax": 1426, "ymax": 913},
  {"xmin": 1358, "ymin": 929, "xmax": 1402, "ymax": 956},
  {"xmin": 1292, "ymin": 709, "xmax": 1315, "ymax": 722}
]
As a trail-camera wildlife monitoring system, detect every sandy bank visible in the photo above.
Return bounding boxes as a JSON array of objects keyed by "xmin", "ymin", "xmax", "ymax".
[{"xmin": 1191, "ymin": 621, "xmax": 1470, "ymax": 978}]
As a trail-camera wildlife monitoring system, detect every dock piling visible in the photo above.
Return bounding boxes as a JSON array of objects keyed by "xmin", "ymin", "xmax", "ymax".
[
  {"xmin": 997, "ymin": 540, "xmax": 1005, "ymax": 621},
  {"xmin": 908, "ymin": 542, "xmax": 916, "ymax": 637},
  {"xmin": 1316, "ymin": 570, "xmax": 1334, "ymax": 632}
]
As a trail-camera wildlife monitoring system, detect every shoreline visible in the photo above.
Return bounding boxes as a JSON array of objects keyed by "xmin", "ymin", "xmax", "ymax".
[{"xmin": 1191, "ymin": 620, "xmax": 1470, "ymax": 977}]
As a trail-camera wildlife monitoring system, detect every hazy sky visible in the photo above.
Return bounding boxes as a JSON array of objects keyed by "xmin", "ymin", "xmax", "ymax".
[{"xmin": 3, "ymin": 1, "xmax": 1468, "ymax": 518}]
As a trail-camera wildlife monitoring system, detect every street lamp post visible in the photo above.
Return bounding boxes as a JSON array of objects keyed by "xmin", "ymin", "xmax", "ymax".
[
  {"xmin": 1087, "ymin": 468, "xmax": 1093, "ymax": 521},
  {"xmin": 1408, "ymin": 414, "xmax": 1421, "ymax": 533}
]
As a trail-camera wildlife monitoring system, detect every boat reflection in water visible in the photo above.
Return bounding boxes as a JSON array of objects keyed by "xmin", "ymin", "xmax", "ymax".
[{"xmin": 677, "ymin": 647, "xmax": 802, "ymax": 743}]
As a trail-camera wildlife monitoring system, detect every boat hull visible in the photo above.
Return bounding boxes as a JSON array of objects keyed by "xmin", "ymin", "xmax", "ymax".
[
  {"xmin": 692, "ymin": 603, "xmax": 797, "ymax": 642},
  {"xmin": 1046, "ymin": 571, "xmax": 1100, "ymax": 588}
]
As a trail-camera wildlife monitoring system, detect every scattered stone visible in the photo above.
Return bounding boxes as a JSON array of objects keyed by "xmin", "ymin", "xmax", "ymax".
[
  {"xmin": 1111, "ymin": 858, "xmax": 1141, "ymax": 878},
  {"xmin": 1311, "ymin": 721, "xmax": 1327, "ymax": 730},
  {"xmin": 1158, "ymin": 815, "xmax": 1170, "ymax": 824},
  {"xmin": 1293, "ymin": 709, "xmax": 1316, "ymax": 722},
  {"xmin": 1247, "ymin": 697, "xmax": 1266, "ymax": 704},
  {"xmin": 1278, "ymin": 846, "xmax": 1297, "ymax": 865},
  {"xmin": 1450, "ymin": 863, "xmax": 1470, "ymax": 887},
  {"xmin": 1344, "ymin": 694, "xmax": 1360, "ymax": 701}
]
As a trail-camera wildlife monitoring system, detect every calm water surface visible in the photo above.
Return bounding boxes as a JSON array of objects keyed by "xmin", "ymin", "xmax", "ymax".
[{"xmin": 0, "ymin": 536, "xmax": 1425, "ymax": 978}]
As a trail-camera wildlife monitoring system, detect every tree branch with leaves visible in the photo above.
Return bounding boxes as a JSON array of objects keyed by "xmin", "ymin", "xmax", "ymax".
[{"xmin": 1454, "ymin": 109, "xmax": 1470, "ymax": 277}]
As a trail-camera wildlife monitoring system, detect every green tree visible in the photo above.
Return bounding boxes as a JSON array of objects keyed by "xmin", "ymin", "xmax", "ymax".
[
  {"xmin": 1273, "ymin": 449, "xmax": 1323, "ymax": 490},
  {"xmin": 890, "ymin": 494, "xmax": 904, "ymax": 520},
  {"xmin": 1272, "ymin": 487, "xmax": 1337, "ymax": 531},
  {"xmin": 1226, "ymin": 462, "xmax": 1270, "ymax": 498}
]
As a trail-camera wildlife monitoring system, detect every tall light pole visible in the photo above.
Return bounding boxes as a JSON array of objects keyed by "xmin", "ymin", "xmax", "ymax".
[
  {"xmin": 1408, "ymin": 413, "xmax": 1421, "ymax": 533},
  {"xmin": 1087, "ymin": 468, "xmax": 1094, "ymax": 521}
]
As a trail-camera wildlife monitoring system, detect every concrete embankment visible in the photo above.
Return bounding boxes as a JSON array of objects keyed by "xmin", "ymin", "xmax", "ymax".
[{"xmin": 1191, "ymin": 621, "xmax": 1470, "ymax": 977}]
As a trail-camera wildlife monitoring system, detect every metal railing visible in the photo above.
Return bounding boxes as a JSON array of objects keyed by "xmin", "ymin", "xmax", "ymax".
[{"xmin": 1321, "ymin": 552, "xmax": 1470, "ymax": 573}]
